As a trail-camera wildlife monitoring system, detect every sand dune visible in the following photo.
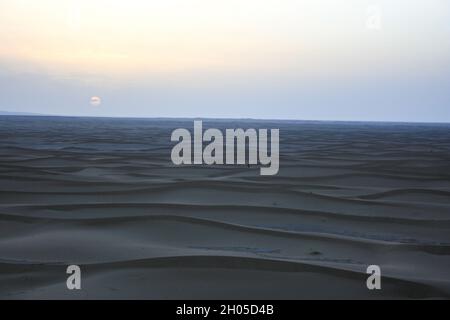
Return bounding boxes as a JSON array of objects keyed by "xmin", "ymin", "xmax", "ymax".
[{"xmin": 0, "ymin": 116, "xmax": 449, "ymax": 299}]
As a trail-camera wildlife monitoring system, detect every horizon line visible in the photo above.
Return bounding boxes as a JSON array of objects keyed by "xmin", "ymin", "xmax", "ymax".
[{"xmin": 1, "ymin": 111, "xmax": 450, "ymax": 125}]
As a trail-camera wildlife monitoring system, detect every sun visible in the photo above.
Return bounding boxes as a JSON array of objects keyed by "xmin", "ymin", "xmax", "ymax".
[{"xmin": 90, "ymin": 96, "xmax": 101, "ymax": 107}]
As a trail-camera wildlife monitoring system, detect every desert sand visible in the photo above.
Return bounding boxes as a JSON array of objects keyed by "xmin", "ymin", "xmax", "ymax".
[{"xmin": 0, "ymin": 116, "xmax": 449, "ymax": 299}]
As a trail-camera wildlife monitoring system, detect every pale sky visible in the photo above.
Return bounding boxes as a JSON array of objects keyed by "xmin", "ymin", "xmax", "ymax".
[{"xmin": 1, "ymin": 0, "xmax": 449, "ymax": 121}]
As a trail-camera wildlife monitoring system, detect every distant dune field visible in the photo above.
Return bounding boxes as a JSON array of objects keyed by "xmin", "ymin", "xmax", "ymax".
[{"xmin": 0, "ymin": 116, "xmax": 449, "ymax": 299}]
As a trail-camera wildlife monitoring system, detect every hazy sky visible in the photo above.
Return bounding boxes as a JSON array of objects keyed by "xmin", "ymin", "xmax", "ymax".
[{"xmin": 1, "ymin": 0, "xmax": 449, "ymax": 121}]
